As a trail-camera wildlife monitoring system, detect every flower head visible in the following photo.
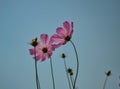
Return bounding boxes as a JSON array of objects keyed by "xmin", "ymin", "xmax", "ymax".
[
  {"xmin": 67, "ymin": 68, "xmax": 73, "ymax": 76},
  {"xmin": 30, "ymin": 37, "xmax": 38, "ymax": 47},
  {"xmin": 61, "ymin": 53, "xmax": 66, "ymax": 59},
  {"xmin": 29, "ymin": 34, "xmax": 55, "ymax": 61},
  {"xmin": 105, "ymin": 70, "xmax": 111, "ymax": 76},
  {"xmin": 51, "ymin": 21, "xmax": 73, "ymax": 48}
]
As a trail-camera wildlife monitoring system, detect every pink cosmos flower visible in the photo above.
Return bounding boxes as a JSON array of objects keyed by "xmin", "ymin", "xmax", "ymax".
[
  {"xmin": 29, "ymin": 34, "xmax": 55, "ymax": 61},
  {"xmin": 51, "ymin": 21, "xmax": 73, "ymax": 48}
]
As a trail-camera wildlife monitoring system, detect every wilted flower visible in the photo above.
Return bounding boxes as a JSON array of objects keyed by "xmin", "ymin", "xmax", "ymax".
[
  {"xmin": 67, "ymin": 68, "xmax": 73, "ymax": 76},
  {"xmin": 61, "ymin": 53, "xmax": 66, "ymax": 59},
  {"xmin": 51, "ymin": 21, "xmax": 73, "ymax": 48},
  {"xmin": 29, "ymin": 34, "xmax": 56, "ymax": 61},
  {"xmin": 105, "ymin": 70, "xmax": 111, "ymax": 76},
  {"xmin": 30, "ymin": 37, "xmax": 38, "ymax": 47}
]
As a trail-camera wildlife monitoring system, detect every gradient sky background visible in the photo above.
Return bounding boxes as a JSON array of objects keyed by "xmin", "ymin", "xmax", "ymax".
[{"xmin": 0, "ymin": 0, "xmax": 120, "ymax": 89}]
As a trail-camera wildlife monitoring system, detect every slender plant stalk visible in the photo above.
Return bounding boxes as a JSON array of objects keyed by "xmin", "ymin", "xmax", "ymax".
[
  {"xmin": 103, "ymin": 76, "xmax": 108, "ymax": 89},
  {"xmin": 34, "ymin": 47, "xmax": 41, "ymax": 89},
  {"xmin": 63, "ymin": 59, "xmax": 72, "ymax": 89},
  {"xmin": 70, "ymin": 40, "xmax": 79, "ymax": 89},
  {"xmin": 50, "ymin": 57, "xmax": 55, "ymax": 89},
  {"xmin": 35, "ymin": 60, "xmax": 39, "ymax": 89},
  {"xmin": 70, "ymin": 76, "xmax": 74, "ymax": 89}
]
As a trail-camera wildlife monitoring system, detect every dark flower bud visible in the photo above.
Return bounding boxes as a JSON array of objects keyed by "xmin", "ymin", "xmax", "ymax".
[
  {"xmin": 61, "ymin": 53, "xmax": 66, "ymax": 59},
  {"xmin": 105, "ymin": 70, "xmax": 111, "ymax": 76},
  {"xmin": 30, "ymin": 38, "xmax": 38, "ymax": 47},
  {"xmin": 67, "ymin": 68, "xmax": 73, "ymax": 76}
]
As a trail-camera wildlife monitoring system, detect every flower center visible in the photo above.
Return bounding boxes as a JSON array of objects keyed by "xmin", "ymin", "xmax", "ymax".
[
  {"xmin": 42, "ymin": 48, "xmax": 48, "ymax": 53},
  {"xmin": 65, "ymin": 36, "xmax": 71, "ymax": 41}
]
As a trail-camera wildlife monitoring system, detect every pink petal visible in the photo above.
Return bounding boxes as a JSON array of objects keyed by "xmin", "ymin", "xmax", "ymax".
[
  {"xmin": 51, "ymin": 34, "xmax": 65, "ymax": 43},
  {"xmin": 47, "ymin": 51, "xmax": 52, "ymax": 58},
  {"xmin": 36, "ymin": 44, "xmax": 43, "ymax": 51},
  {"xmin": 63, "ymin": 21, "xmax": 70, "ymax": 31},
  {"xmin": 41, "ymin": 54, "xmax": 46, "ymax": 61},
  {"xmin": 52, "ymin": 43, "xmax": 63, "ymax": 49},
  {"xmin": 56, "ymin": 27, "xmax": 66, "ymax": 37},
  {"xmin": 35, "ymin": 55, "xmax": 41, "ymax": 61},
  {"xmin": 71, "ymin": 22, "xmax": 73, "ymax": 34},
  {"xmin": 69, "ymin": 29, "xmax": 73, "ymax": 37},
  {"xmin": 63, "ymin": 21, "xmax": 74, "ymax": 36},
  {"xmin": 29, "ymin": 48, "xmax": 34, "ymax": 55},
  {"xmin": 40, "ymin": 34, "xmax": 48, "ymax": 44}
]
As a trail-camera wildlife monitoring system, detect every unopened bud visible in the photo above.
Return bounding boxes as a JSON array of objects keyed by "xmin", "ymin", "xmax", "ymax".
[
  {"xmin": 30, "ymin": 38, "xmax": 38, "ymax": 47},
  {"xmin": 105, "ymin": 70, "xmax": 111, "ymax": 76}
]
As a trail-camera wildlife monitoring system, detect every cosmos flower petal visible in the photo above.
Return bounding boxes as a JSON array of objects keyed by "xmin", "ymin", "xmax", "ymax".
[
  {"xmin": 40, "ymin": 34, "xmax": 48, "ymax": 44},
  {"xmin": 69, "ymin": 22, "xmax": 74, "ymax": 36},
  {"xmin": 35, "ymin": 55, "xmax": 41, "ymax": 61},
  {"xmin": 69, "ymin": 29, "xmax": 73, "ymax": 37},
  {"xmin": 64, "ymin": 21, "xmax": 74, "ymax": 36},
  {"xmin": 56, "ymin": 27, "xmax": 66, "ymax": 37},
  {"xmin": 52, "ymin": 43, "xmax": 63, "ymax": 49},
  {"xmin": 63, "ymin": 21, "xmax": 70, "ymax": 31},
  {"xmin": 29, "ymin": 48, "xmax": 34, "ymax": 55},
  {"xmin": 47, "ymin": 51, "xmax": 52, "ymax": 58},
  {"xmin": 51, "ymin": 34, "xmax": 65, "ymax": 43},
  {"xmin": 41, "ymin": 54, "xmax": 46, "ymax": 61}
]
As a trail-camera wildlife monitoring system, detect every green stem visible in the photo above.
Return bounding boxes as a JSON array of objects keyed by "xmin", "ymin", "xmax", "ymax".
[
  {"xmin": 50, "ymin": 57, "xmax": 55, "ymax": 89},
  {"xmin": 70, "ymin": 76, "xmax": 74, "ymax": 89},
  {"xmin": 35, "ymin": 60, "xmax": 38, "ymax": 89},
  {"xmin": 70, "ymin": 40, "xmax": 79, "ymax": 89},
  {"xmin": 34, "ymin": 47, "xmax": 41, "ymax": 89},
  {"xmin": 103, "ymin": 76, "xmax": 108, "ymax": 89},
  {"xmin": 63, "ymin": 59, "xmax": 72, "ymax": 89}
]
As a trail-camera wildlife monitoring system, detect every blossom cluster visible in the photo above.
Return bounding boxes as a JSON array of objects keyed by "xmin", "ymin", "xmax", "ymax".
[
  {"xmin": 29, "ymin": 21, "xmax": 73, "ymax": 61},
  {"xmin": 29, "ymin": 21, "xmax": 78, "ymax": 89},
  {"xmin": 28, "ymin": 21, "xmax": 114, "ymax": 89}
]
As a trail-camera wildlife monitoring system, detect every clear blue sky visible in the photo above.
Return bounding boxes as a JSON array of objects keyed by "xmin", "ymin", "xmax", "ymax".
[{"xmin": 0, "ymin": 0, "xmax": 120, "ymax": 89}]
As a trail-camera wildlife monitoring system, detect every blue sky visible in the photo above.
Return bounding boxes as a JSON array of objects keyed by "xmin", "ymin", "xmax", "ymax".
[{"xmin": 0, "ymin": 0, "xmax": 120, "ymax": 89}]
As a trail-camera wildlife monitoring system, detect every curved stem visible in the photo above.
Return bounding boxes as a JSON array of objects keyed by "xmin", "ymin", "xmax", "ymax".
[
  {"xmin": 70, "ymin": 40, "xmax": 79, "ymax": 89},
  {"xmin": 63, "ymin": 59, "xmax": 72, "ymax": 89},
  {"xmin": 103, "ymin": 76, "xmax": 108, "ymax": 89},
  {"xmin": 34, "ymin": 47, "xmax": 41, "ymax": 89},
  {"xmin": 50, "ymin": 57, "xmax": 55, "ymax": 89}
]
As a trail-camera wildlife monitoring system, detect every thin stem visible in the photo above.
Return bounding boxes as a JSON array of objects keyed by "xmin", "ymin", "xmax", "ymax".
[
  {"xmin": 35, "ymin": 60, "xmax": 38, "ymax": 89},
  {"xmin": 70, "ymin": 40, "xmax": 79, "ymax": 89},
  {"xmin": 50, "ymin": 57, "xmax": 55, "ymax": 89},
  {"xmin": 63, "ymin": 59, "xmax": 72, "ymax": 89},
  {"xmin": 34, "ymin": 47, "xmax": 41, "ymax": 89},
  {"xmin": 70, "ymin": 76, "xmax": 74, "ymax": 89},
  {"xmin": 103, "ymin": 76, "xmax": 108, "ymax": 89}
]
